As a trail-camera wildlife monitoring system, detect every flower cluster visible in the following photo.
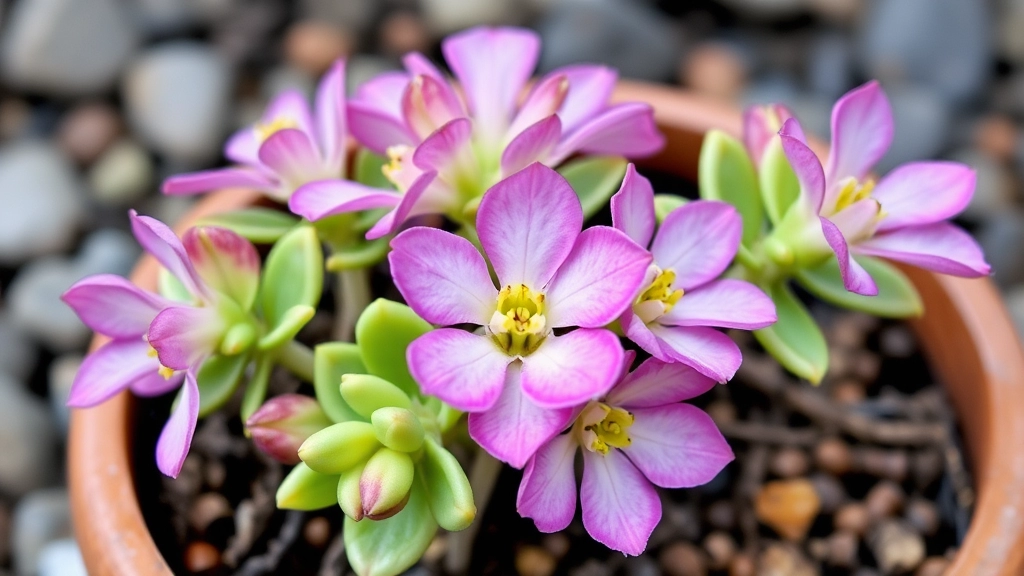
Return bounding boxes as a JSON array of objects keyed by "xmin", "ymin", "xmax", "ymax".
[{"xmin": 63, "ymin": 25, "xmax": 989, "ymax": 576}]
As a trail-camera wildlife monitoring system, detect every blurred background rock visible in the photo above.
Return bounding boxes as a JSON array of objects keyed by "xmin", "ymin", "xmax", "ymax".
[{"xmin": 0, "ymin": 0, "xmax": 1019, "ymax": 573}]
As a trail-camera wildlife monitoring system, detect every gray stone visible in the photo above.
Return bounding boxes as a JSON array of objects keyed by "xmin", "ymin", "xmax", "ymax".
[
  {"xmin": 0, "ymin": 312, "xmax": 37, "ymax": 382},
  {"xmin": 88, "ymin": 138, "xmax": 154, "ymax": 205},
  {"xmin": 298, "ymin": 0, "xmax": 373, "ymax": 32},
  {"xmin": 261, "ymin": 65, "xmax": 316, "ymax": 103},
  {"xmin": 0, "ymin": 377, "xmax": 57, "ymax": 499},
  {"xmin": 48, "ymin": 354, "xmax": 82, "ymax": 434},
  {"xmin": 998, "ymin": 0, "xmax": 1024, "ymax": 66},
  {"xmin": 8, "ymin": 228, "xmax": 139, "ymax": 351},
  {"xmin": 858, "ymin": 0, "xmax": 991, "ymax": 107},
  {"xmin": 537, "ymin": 0, "xmax": 680, "ymax": 82},
  {"xmin": 0, "ymin": 142, "xmax": 84, "ymax": 265},
  {"xmin": 977, "ymin": 210, "xmax": 1024, "ymax": 289},
  {"xmin": 948, "ymin": 148, "xmax": 1015, "ymax": 222},
  {"xmin": 807, "ymin": 31, "xmax": 854, "ymax": 100},
  {"xmin": 37, "ymin": 539, "xmax": 86, "ymax": 576},
  {"xmin": 420, "ymin": 0, "xmax": 522, "ymax": 35},
  {"xmin": 11, "ymin": 489, "xmax": 70, "ymax": 576},
  {"xmin": 717, "ymin": 0, "xmax": 808, "ymax": 19},
  {"xmin": 876, "ymin": 82, "xmax": 952, "ymax": 173},
  {"xmin": 0, "ymin": 0, "xmax": 139, "ymax": 95},
  {"xmin": 132, "ymin": 0, "xmax": 197, "ymax": 36},
  {"xmin": 123, "ymin": 42, "xmax": 233, "ymax": 165}
]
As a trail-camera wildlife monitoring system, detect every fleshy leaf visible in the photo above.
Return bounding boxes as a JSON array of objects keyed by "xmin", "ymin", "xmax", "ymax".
[
  {"xmin": 276, "ymin": 462, "xmax": 340, "ymax": 510},
  {"xmin": 325, "ymin": 238, "xmax": 391, "ymax": 271},
  {"xmin": 344, "ymin": 481, "xmax": 438, "ymax": 576},
  {"xmin": 314, "ymin": 342, "xmax": 365, "ymax": 424},
  {"xmin": 753, "ymin": 282, "xmax": 828, "ymax": 384},
  {"xmin": 299, "ymin": 421, "xmax": 380, "ymax": 475},
  {"xmin": 417, "ymin": 436, "xmax": 476, "ymax": 532},
  {"xmin": 795, "ymin": 255, "xmax": 923, "ymax": 318},
  {"xmin": 699, "ymin": 130, "xmax": 763, "ymax": 246},
  {"xmin": 261, "ymin": 225, "xmax": 324, "ymax": 331},
  {"xmin": 157, "ymin": 268, "xmax": 193, "ymax": 304},
  {"xmin": 196, "ymin": 352, "xmax": 249, "ymax": 417},
  {"xmin": 258, "ymin": 305, "xmax": 315, "ymax": 350},
  {"xmin": 355, "ymin": 299, "xmax": 432, "ymax": 397},
  {"xmin": 198, "ymin": 208, "xmax": 300, "ymax": 244},
  {"xmin": 354, "ymin": 148, "xmax": 394, "ymax": 190},
  {"xmin": 341, "ymin": 374, "xmax": 412, "ymax": 419},
  {"xmin": 558, "ymin": 155, "xmax": 628, "ymax": 220},
  {"xmin": 371, "ymin": 407, "xmax": 425, "ymax": 453},
  {"xmin": 240, "ymin": 354, "xmax": 273, "ymax": 422},
  {"xmin": 759, "ymin": 139, "xmax": 801, "ymax": 226},
  {"xmin": 653, "ymin": 194, "xmax": 688, "ymax": 223}
]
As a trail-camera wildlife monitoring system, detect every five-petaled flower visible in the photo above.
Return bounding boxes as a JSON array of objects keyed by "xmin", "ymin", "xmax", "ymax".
[
  {"xmin": 389, "ymin": 163, "xmax": 652, "ymax": 467},
  {"xmin": 771, "ymin": 81, "xmax": 990, "ymax": 295},
  {"xmin": 517, "ymin": 353, "xmax": 733, "ymax": 556},
  {"xmin": 162, "ymin": 60, "xmax": 349, "ymax": 203},
  {"xmin": 612, "ymin": 165, "xmax": 777, "ymax": 383},
  {"xmin": 289, "ymin": 25, "xmax": 664, "ymax": 239},
  {"xmin": 62, "ymin": 212, "xmax": 261, "ymax": 477}
]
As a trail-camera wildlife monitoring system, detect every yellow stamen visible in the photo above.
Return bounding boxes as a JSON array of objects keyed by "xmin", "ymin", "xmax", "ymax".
[
  {"xmin": 488, "ymin": 284, "xmax": 548, "ymax": 355},
  {"xmin": 834, "ymin": 177, "xmax": 876, "ymax": 213},
  {"xmin": 255, "ymin": 117, "xmax": 298, "ymax": 143},
  {"xmin": 146, "ymin": 342, "xmax": 176, "ymax": 380},
  {"xmin": 633, "ymin": 268, "xmax": 684, "ymax": 323},
  {"xmin": 381, "ymin": 145, "xmax": 413, "ymax": 189},
  {"xmin": 578, "ymin": 402, "xmax": 634, "ymax": 455}
]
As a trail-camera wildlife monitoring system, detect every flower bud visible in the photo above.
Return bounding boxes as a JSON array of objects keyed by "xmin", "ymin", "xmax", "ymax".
[
  {"xmin": 337, "ymin": 461, "xmax": 366, "ymax": 521},
  {"xmin": 743, "ymin": 103, "xmax": 793, "ymax": 166},
  {"xmin": 371, "ymin": 407, "xmax": 425, "ymax": 453},
  {"xmin": 182, "ymin": 226, "xmax": 261, "ymax": 310},
  {"xmin": 220, "ymin": 322, "xmax": 256, "ymax": 356},
  {"xmin": 246, "ymin": 394, "xmax": 333, "ymax": 464},
  {"xmin": 360, "ymin": 448, "xmax": 415, "ymax": 520},
  {"xmin": 340, "ymin": 374, "xmax": 411, "ymax": 419},
  {"xmin": 298, "ymin": 421, "xmax": 380, "ymax": 474}
]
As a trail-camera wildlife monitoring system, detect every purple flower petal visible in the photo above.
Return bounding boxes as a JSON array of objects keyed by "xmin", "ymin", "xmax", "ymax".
[
  {"xmin": 62, "ymin": 274, "xmax": 170, "ymax": 338},
  {"xmin": 130, "ymin": 370, "xmax": 186, "ymax": 397},
  {"xmin": 856, "ymin": 222, "xmax": 991, "ymax": 277},
  {"xmin": 552, "ymin": 103, "xmax": 664, "ymax": 164},
  {"xmin": 610, "ymin": 164, "xmax": 656, "ymax": 248},
  {"xmin": 314, "ymin": 59, "xmax": 347, "ymax": 173},
  {"xmin": 162, "ymin": 167, "xmax": 278, "ymax": 197},
  {"xmin": 442, "ymin": 27, "xmax": 540, "ymax": 140},
  {"xmin": 780, "ymin": 119, "xmax": 826, "ymax": 213},
  {"xmin": 182, "ymin": 227, "xmax": 261, "ymax": 310},
  {"xmin": 155, "ymin": 371, "xmax": 200, "ymax": 478},
  {"xmin": 830, "ymin": 198, "xmax": 884, "ymax": 243},
  {"xmin": 825, "ymin": 80, "xmax": 893, "ymax": 186},
  {"xmin": 68, "ymin": 339, "xmax": 162, "ymax": 407},
  {"xmin": 289, "ymin": 180, "xmax": 401, "ymax": 222},
  {"xmin": 130, "ymin": 211, "xmax": 206, "ymax": 298},
  {"xmin": 621, "ymin": 312, "xmax": 670, "ymax": 362},
  {"xmin": 650, "ymin": 200, "xmax": 741, "ymax": 291},
  {"xmin": 820, "ymin": 216, "xmax": 879, "ymax": 296},
  {"xmin": 506, "ymin": 74, "xmax": 568, "ymax": 140},
  {"xmin": 347, "ymin": 101, "xmax": 416, "ymax": 156},
  {"xmin": 402, "ymin": 74, "xmax": 465, "ymax": 141},
  {"xmin": 544, "ymin": 227, "xmax": 651, "ymax": 328},
  {"xmin": 261, "ymin": 90, "xmax": 315, "ymax": 136},
  {"xmin": 353, "ymin": 71, "xmax": 410, "ymax": 118},
  {"xmin": 364, "ymin": 170, "xmax": 439, "ymax": 240},
  {"xmin": 647, "ymin": 324, "xmax": 742, "ymax": 383},
  {"xmin": 469, "ymin": 362, "xmax": 575, "ymax": 468},
  {"xmin": 625, "ymin": 404, "xmax": 734, "ymax": 488},
  {"xmin": 407, "ymin": 329, "xmax": 511, "ymax": 411},
  {"xmin": 257, "ymin": 128, "xmax": 328, "ymax": 187},
  {"xmin": 477, "ymin": 163, "xmax": 582, "ymax": 288},
  {"xmin": 411, "ymin": 118, "xmax": 474, "ymax": 175},
  {"xmin": 520, "ymin": 329, "xmax": 623, "ymax": 409},
  {"xmin": 742, "ymin": 104, "xmax": 792, "ymax": 166},
  {"xmin": 224, "ymin": 127, "xmax": 261, "ymax": 166},
  {"xmin": 501, "ymin": 115, "xmax": 562, "ymax": 176},
  {"xmin": 402, "ymin": 52, "xmax": 447, "ymax": 82},
  {"xmin": 148, "ymin": 306, "xmax": 224, "ymax": 371},
  {"xmin": 660, "ymin": 279, "xmax": 776, "ymax": 330},
  {"xmin": 517, "ymin": 433, "xmax": 579, "ymax": 533},
  {"xmin": 553, "ymin": 64, "xmax": 617, "ymax": 134},
  {"xmin": 873, "ymin": 161, "xmax": 975, "ymax": 232},
  {"xmin": 581, "ymin": 449, "xmax": 660, "ymax": 556},
  {"xmin": 389, "ymin": 226, "xmax": 497, "ymax": 325},
  {"xmin": 606, "ymin": 358, "xmax": 717, "ymax": 409}
]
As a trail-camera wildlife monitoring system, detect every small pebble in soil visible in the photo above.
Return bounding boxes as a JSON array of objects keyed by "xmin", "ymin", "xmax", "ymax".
[
  {"xmin": 729, "ymin": 553, "xmax": 756, "ymax": 576},
  {"xmin": 905, "ymin": 498, "xmax": 941, "ymax": 536},
  {"xmin": 542, "ymin": 532, "xmax": 571, "ymax": 559},
  {"xmin": 915, "ymin": 556, "xmax": 951, "ymax": 576},
  {"xmin": 55, "ymin": 102, "xmax": 122, "ymax": 165},
  {"xmin": 283, "ymin": 21, "xmax": 353, "ymax": 76},
  {"xmin": 379, "ymin": 11, "xmax": 431, "ymax": 57},
  {"xmin": 834, "ymin": 502, "xmax": 872, "ymax": 537},
  {"xmin": 185, "ymin": 540, "xmax": 221, "ymax": 573},
  {"xmin": 703, "ymin": 531, "xmax": 737, "ymax": 570},
  {"xmin": 188, "ymin": 493, "xmax": 232, "ymax": 534},
  {"xmin": 856, "ymin": 448, "xmax": 909, "ymax": 482},
  {"xmin": 825, "ymin": 530, "xmax": 859, "ymax": 568},
  {"xmin": 303, "ymin": 517, "xmax": 331, "ymax": 548},
  {"xmin": 911, "ymin": 449, "xmax": 945, "ymax": 489},
  {"xmin": 865, "ymin": 480, "xmax": 907, "ymax": 520},
  {"xmin": 515, "ymin": 545, "xmax": 556, "ymax": 576},
  {"xmin": 706, "ymin": 500, "xmax": 736, "ymax": 531},
  {"xmin": 832, "ymin": 379, "xmax": 867, "ymax": 405},
  {"xmin": 770, "ymin": 447, "xmax": 810, "ymax": 478},
  {"xmin": 757, "ymin": 542, "xmax": 818, "ymax": 576},
  {"xmin": 755, "ymin": 478, "xmax": 822, "ymax": 541},
  {"xmin": 815, "ymin": 438, "xmax": 854, "ymax": 476},
  {"xmin": 809, "ymin": 473, "xmax": 848, "ymax": 514},
  {"xmin": 660, "ymin": 541, "xmax": 708, "ymax": 576},
  {"xmin": 870, "ymin": 519, "xmax": 926, "ymax": 574},
  {"xmin": 706, "ymin": 400, "xmax": 737, "ymax": 425}
]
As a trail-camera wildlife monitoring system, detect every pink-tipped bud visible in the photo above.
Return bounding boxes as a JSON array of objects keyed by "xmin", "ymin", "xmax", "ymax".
[
  {"xmin": 402, "ymin": 74, "xmax": 463, "ymax": 140},
  {"xmin": 359, "ymin": 448, "xmax": 415, "ymax": 520},
  {"xmin": 742, "ymin": 103, "xmax": 794, "ymax": 166},
  {"xmin": 182, "ymin": 226, "xmax": 261, "ymax": 310},
  {"xmin": 246, "ymin": 394, "xmax": 333, "ymax": 464}
]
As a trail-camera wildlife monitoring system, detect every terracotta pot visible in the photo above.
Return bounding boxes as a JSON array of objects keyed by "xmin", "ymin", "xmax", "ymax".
[{"xmin": 69, "ymin": 81, "xmax": 1024, "ymax": 575}]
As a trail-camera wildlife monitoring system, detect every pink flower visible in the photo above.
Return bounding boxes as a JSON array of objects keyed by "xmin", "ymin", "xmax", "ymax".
[
  {"xmin": 517, "ymin": 354, "xmax": 733, "ymax": 556},
  {"xmin": 388, "ymin": 163, "xmax": 651, "ymax": 467},
  {"xmin": 162, "ymin": 60, "xmax": 355, "ymax": 203},
  {"xmin": 742, "ymin": 103, "xmax": 793, "ymax": 167},
  {"xmin": 289, "ymin": 26, "xmax": 664, "ymax": 239},
  {"xmin": 62, "ymin": 212, "xmax": 260, "ymax": 477},
  {"xmin": 775, "ymin": 81, "xmax": 990, "ymax": 295},
  {"xmin": 612, "ymin": 165, "xmax": 776, "ymax": 383}
]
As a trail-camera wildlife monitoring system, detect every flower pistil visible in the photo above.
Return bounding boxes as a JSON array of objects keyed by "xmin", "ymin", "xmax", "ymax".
[
  {"xmin": 578, "ymin": 401, "xmax": 634, "ymax": 455},
  {"xmin": 488, "ymin": 284, "xmax": 547, "ymax": 355}
]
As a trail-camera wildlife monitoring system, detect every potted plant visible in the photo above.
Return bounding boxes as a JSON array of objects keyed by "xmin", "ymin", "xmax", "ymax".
[{"xmin": 68, "ymin": 26, "xmax": 1024, "ymax": 576}]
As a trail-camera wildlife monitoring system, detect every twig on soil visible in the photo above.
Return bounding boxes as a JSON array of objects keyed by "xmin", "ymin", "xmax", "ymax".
[
  {"xmin": 233, "ymin": 510, "xmax": 305, "ymax": 576},
  {"xmin": 224, "ymin": 450, "xmax": 283, "ymax": 567},
  {"xmin": 736, "ymin": 442, "xmax": 769, "ymax": 554},
  {"xmin": 319, "ymin": 533, "xmax": 347, "ymax": 576},
  {"xmin": 719, "ymin": 421, "xmax": 818, "ymax": 446}
]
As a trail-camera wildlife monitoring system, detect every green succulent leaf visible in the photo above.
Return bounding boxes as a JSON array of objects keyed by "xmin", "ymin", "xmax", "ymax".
[
  {"xmin": 325, "ymin": 237, "xmax": 391, "ymax": 271},
  {"xmin": 314, "ymin": 342, "xmax": 364, "ymax": 424},
  {"xmin": 240, "ymin": 354, "xmax": 273, "ymax": 422},
  {"xmin": 699, "ymin": 130, "xmax": 764, "ymax": 246},
  {"xmin": 759, "ymin": 139, "xmax": 801, "ymax": 226},
  {"xmin": 157, "ymin": 268, "xmax": 193, "ymax": 303},
  {"xmin": 653, "ymin": 194, "xmax": 688, "ymax": 223},
  {"xmin": 355, "ymin": 299, "xmax": 432, "ymax": 397},
  {"xmin": 344, "ymin": 480, "xmax": 438, "ymax": 576},
  {"xmin": 197, "ymin": 208, "xmax": 300, "ymax": 244},
  {"xmin": 354, "ymin": 148, "xmax": 394, "ymax": 190},
  {"xmin": 258, "ymin": 305, "xmax": 315, "ymax": 350},
  {"xmin": 754, "ymin": 281, "xmax": 828, "ymax": 384},
  {"xmin": 276, "ymin": 462, "xmax": 339, "ymax": 511},
  {"xmin": 558, "ymin": 155, "xmax": 628, "ymax": 220},
  {"xmin": 794, "ymin": 255, "xmax": 923, "ymax": 318},
  {"xmin": 261, "ymin": 225, "xmax": 324, "ymax": 330},
  {"xmin": 341, "ymin": 374, "xmax": 412, "ymax": 419},
  {"xmin": 417, "ymin": 437, "xmax": 476, "ymax": 532},
  {"xmin": 196, "ymin": 352, "xmax": 249, "ymax": 417},
  {"xmin": 299, "ymin": 421, "xmax": 380, "ymax": 475},
  {"xmin": 371, "ymin": 407, "xmax": 425, "ymax": 453}
]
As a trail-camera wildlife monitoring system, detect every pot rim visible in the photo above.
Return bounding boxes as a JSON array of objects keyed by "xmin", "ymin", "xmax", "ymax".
[{"xmin": 68, "ymin": 80, "xmax": 1024, "ymax": 576}]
